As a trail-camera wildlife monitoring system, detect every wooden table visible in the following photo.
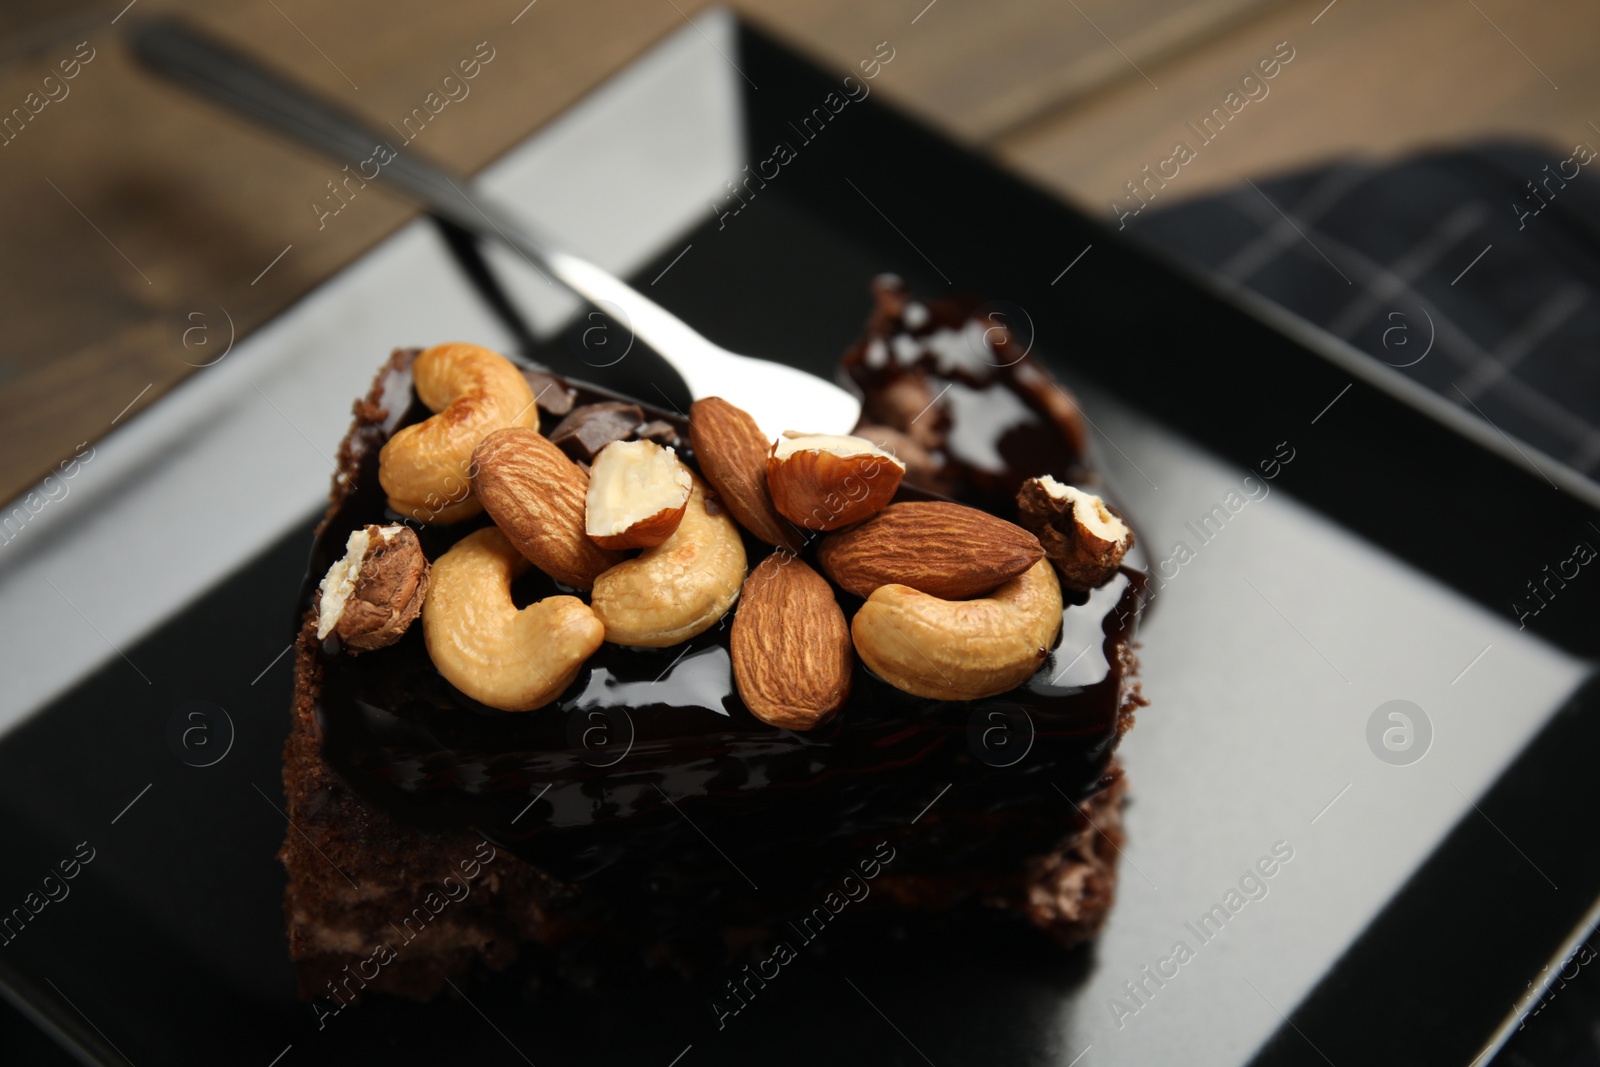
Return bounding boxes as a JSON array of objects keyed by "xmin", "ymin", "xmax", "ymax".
[{"xmin": 1, "ymin": 0, "xmax": 1593, "ymax": 506}]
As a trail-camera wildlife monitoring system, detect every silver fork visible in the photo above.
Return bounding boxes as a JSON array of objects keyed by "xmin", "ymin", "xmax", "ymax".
[{"xmin": 130, "ymin": 18, "xmax": 862, "ymax": 439}]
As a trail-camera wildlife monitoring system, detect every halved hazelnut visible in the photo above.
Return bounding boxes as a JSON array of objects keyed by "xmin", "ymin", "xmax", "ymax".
[
  {"xmin": 316, "ymin": 524, "xmax": 430, "ymax": 652},
  {"xmin": 766, "ymin": 431, "xmax": 906, "ymax": 531},
  {"xmin": 1016, "ymin": 475, "xmax": 1133, "ymax": 591},
  {"xmin": 852, "ymin": 424, "xmax": 939, "ymax": 485},
  {"xmin": 590, "ymin": 473, "xmax": 747, "ymax": 647},
  {"xmin": 585, "ymin": 439, "xmax": 693, "ymax": 550}
]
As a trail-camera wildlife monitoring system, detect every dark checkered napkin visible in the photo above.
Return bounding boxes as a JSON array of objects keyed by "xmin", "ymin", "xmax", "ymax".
[
  {"xmin": 1144, "ymin": 144, "xmax": 1600, "ymax": 1066},
  {"xmin": 1138, "ymin": 142, "xmax": 1600, "ymax": 479}
]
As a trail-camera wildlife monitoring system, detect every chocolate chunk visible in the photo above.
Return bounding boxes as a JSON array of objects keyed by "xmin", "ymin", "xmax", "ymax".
[
  {"xmin": 547, "ymin": 402, "xmax": 645, "ymax": 462},
  {"xmin": 865, "ymin": 273, "xmax": 911, "ymax": 333},
  {"xmin": 635, "ymin": 420, "xmax": 681, "ymax": 448},
  {"xmin": 1012, "ymin": 362, "xmax": 1087, "ymax": 458},
  {"xmin": 521, "ymin": 368, "xmax": 577, "ymax": 416},
  {"xmin": 869, "ymin": 375, "xmax": 947, "ymax": 450}
]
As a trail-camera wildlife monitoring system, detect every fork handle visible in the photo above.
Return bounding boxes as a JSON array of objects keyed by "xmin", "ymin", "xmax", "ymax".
[{"xmin": 130, "ymin": 17, "xmax": 720, "ymax": 378}]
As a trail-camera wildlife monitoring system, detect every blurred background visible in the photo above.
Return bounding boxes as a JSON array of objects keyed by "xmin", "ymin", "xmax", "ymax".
[
  {"xmin": 3, "ymin": 0, "xmax": 1599, "ymax": 1062},
  {"xmin": 3, "ymin": 0, "xmax": 1599, "ymax": 509}
]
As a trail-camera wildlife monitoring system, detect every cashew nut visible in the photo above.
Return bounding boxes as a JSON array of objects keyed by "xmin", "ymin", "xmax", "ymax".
[
  {"xmin": 590, "ymin": 474, "xmax": 748, "ymax": 647},
  {"xmin": 851, "ymin": 559, "xmax": 1062, "ymax": 701},
  {"xmin": 422, "ymin": 527, "xmax": 604, "ymax": 711},
  {"xmin": 379, "ymin": 343, "xmax": 539, "ymax": 524}
]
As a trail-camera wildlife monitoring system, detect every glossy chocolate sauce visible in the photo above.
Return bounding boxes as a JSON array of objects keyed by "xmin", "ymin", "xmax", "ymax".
[{"xmin": 306, "ymin": 290, "xmax": 1146, "ymax": 935}]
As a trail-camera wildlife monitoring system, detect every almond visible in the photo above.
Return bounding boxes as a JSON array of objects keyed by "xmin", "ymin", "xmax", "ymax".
[
  {"xmin": 585, "ymin": 439, "xmax": 692, "ymax": 550},
  {"xmin": 731, "ymin": 553, "xmax": 852, "ymax": 730},
  {"xmin": 472, "ymin": 427, "xmax": 624, "ymax": 589},
  {"xmin": 766, "ymin": 432, "xmax": 905, "ymax": 531},
  {"xmin": 816, "ymin": 501, "xmax": 1044, "ymax": 600},
  {"xmin": 689, "ymin": 397, "xmax": 805, "ymax": 552}
]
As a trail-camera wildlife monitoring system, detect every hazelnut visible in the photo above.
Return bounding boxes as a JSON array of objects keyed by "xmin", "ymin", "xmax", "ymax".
[
  {"xmin": 852, "ymin": 424, "xmax": 939, "ymax": 485},
  {"xmin": 766, "ymin": 431, "xmax": 905, "ymax": 531},
  {"xmin": 590, "ymin": 474, "xmax": 748, "ymax": 647},
  {"xmin": 316, "ymin": 524, "xmax": 430, "ymax": 652},
  {"xmin": 1016, "ymin": 476, "xmax": 1132, "ymax": 591},
  {"xmin": 585, "ymin": 439, "xmax": 693, "ymax": 550}
]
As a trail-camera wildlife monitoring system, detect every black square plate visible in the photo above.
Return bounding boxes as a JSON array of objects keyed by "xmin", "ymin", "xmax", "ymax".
[{"xmin": 2, "ymin": 13, "xmax": 1596, "ymax": 1066}]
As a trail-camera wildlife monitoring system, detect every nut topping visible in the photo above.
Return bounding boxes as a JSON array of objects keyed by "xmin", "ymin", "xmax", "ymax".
[
  {"xmin": 689, "ymin": 397, "xmax": 806, "ymax": 552},
  {"xmin": 851, "ymin": 424, "xmax": 939, "ymax": 485},
  {"xmin": 851, "ymin": 559, "xmax": 1063, "ymax": 701},
  {"xmin": 766, "ymin": 432, "xmax": 905, "ymax": 531},
  {"xmin": 816, "ymin": 501, "xmax": 1043, "ymax": 601},
  {"xmin": 422, "ymin": 527, "xmax": 605, "ymax": 711},
  {"xmin": 472, "ymin": 427, "xmax": 624, "ymax": 590},
  {"xmin": 585, "ymin": 439, "xmax": 693, "ymax": 550},
  {"xmin": 315, "ymin": 524, "xmax": 430, "ymax": 652},
  {"xmin": 377, "ymin": 343, "xmax": 539, "ymax": 524},
  {"xmin": 731, "ymin": 553, "xmax": 852, "ymax": 730},
  {"xmin": 590, "ymin": 473, "xmax": 748, "ymax": 647},
  {"xmin": 1016, "ymin": 476, "xmax": 1132, "ymax": 591}
]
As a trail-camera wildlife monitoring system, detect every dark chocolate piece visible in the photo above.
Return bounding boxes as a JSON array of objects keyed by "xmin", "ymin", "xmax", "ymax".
[
  {"xmin": 635, "ymin": 419, "xmax": 681, "ymax": 448},
  {"xmin": 842, "ymin": 274, "xmax": 1092, "ymax": 511},
  {"xmin": 547, "ymin": 401, "xmax": 645, "ymax": 462},
  {"xmin": 521, "ymin": 367, "xmax": 577, "ymax": 416}
]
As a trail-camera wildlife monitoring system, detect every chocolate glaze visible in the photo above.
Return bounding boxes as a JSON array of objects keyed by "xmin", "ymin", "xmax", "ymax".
[
  {"xmin": 305, "ymin": 295, "xmax": 1146, "ymax": 941},
  {"xmin": 843, "ymin": 276, "xmax": 1098, "ymax": 514}
]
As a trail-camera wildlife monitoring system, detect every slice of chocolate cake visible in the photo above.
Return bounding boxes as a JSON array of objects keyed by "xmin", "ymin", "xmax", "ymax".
[{"xmin": 281, "ymin": 279, "xmax": 1148, "ymax": 1008}]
